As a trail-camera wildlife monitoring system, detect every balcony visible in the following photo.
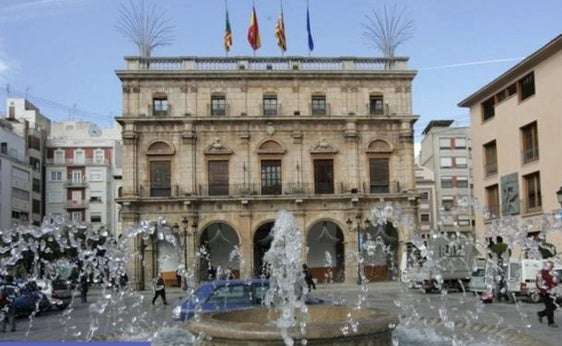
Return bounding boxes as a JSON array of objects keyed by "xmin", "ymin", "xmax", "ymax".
[
  {"xmin": 522, "ymin": 147, "xmax": 539, "ymax": 164},
  {"xmin": 64, "ymin": 180, "xmax": 89, "ymax": 188},
  {"xmin": 521, "ymin": 198, "xmax": 542, "ymax": 215},
  {"xmin": 65, "ymin": 200, "xmax": 89, "ymax": 209},
  {"xmin": 484, "ymin": 161, "xmax": 497, "ymax": 177},
  {"xmin": 46, "ymin": 158, "xmax": 110, "ymax": 166}
]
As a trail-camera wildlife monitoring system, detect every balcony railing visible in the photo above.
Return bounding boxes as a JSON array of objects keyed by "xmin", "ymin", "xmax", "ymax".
[
  {"xmin": 63, "ymin": 180, "xmax": 89, "ymax": 188},
  {"xmin": 484, "ymin": 161, "xmax": 497, "ymax": 177},
  {"xmin": 124, "ymin": 56, "xmax": 410, "ymax": 72},
  {"xmin": 46, "ymin": 158, "xmax": 110, "ymax": 166},
  {"xmin": 522, "ymin": 147, "xmax": 539, "ymax": 164},
  {"xmin": 521, "ymin": 198, "xmax": 542, "ymax": 215},
  {"xmin": 65, "ymin": 200, "xmax": 89, "ymax": 209}
]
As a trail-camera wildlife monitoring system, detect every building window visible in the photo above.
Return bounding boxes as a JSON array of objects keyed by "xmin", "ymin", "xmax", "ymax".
[
  {"xmin": 523, "ymin": 172, "xmax": 541, "ymax": 213},
  {"xmin": 50, "ymin": 171, "xmax": 63, "ymax": 182},
  {"xmin": 440, "ymin": 157, "xmax": 452, "ymax": 168},
  {"xmin": 420, "ymin": 214, "xmax": 430, "ymax": 222},
  {"xmin": 369, "ymin": 158, "xmax": 389, "ymax": 193},
  {"xmin": 263, "ymin": 96, "xmax": 278, "ymax": 116},
  {"xmin": 90, "ymin": 195, "xmax": 102, "ymax": 203},
  {"xmin": 311, "ymin": 95, "xmax": 326, "ymax": 115},
  {"xmin": 369, "ymin": 95, "xmax": 384, "ymax": 115},
  {"xmin": 13, "ymin": 167, "xmax": 30, "ymax": 181},
  {"xmin": 440, "ymin": 176, "xmax": 453, "ymax": 188},
  {"xmin": 457, "ymin": 215, "xmax": 470, "ymax": 226},
  {"xmin": 420, "ymin": 192, "xmax": 429, "ymax": 200},
  {"xmin": 32, "ymin": 199, "xmax": 40, "ymax": 214},
  {"xmin": 439, "ymin": 138, "xmax": 451, "ymax": 149},
  {"xmin": 208, "ymin": 161, "xmax": 229, "ymax": 196},
  {"xmin": 0, "ymin": 142, "xmax": 7, "ymax": 155},
  {"xmin": 454, "ymin": 138, "xmax": 467, "ymax": 149},
  {"xmin": 483, "ymin": 140, "xmax": 497, "ymax": 177},
  {"xmin": 54, "ymin": 150, "xmax": 65, "ymax": 164},
  {"xmin": 12, "ymin": 187, "xmax": 30, "ymax": 201},
  {"xmin": 74, "ymin": 150, "xmax": 85, "ymax": 164},
  {"xmin": 521, "ymin": 121, "xmax": 539, "ymax": 163},
  {"xmin": 48, "ymin": 190, "xmax": 63, "ymax": 203},
  {"xmin": 12, "ymin": 210, "xmax": 29, "ymax": 222},
  {"xmin": 261, "ymin": 160, "xmax": 282, "ymax": 195},
  {"xmin": 89, "ymin": 169, "xmax": 104, "ymax": 182},
  {"xmin": 71, "ymin": 212, "xmax": 82, "ymax": 223},
  {"xmin": 90, "ymin": 213, "xmax": 102, "ymax": 223},
  {"xmin": 313, "ymin": 159, "xmax": 334, "ymax": 194},
  {"xmin": 481, "ymin": 97, "xmax": 495, "ymax": 121},
  {"xmin": 456, "ymin": 176, "xmax": 469, "ymax": 188},
  {"xmin": 518, "ymin": 72, "xmax": 535, "ymax": 101},
  {"xmin": 33, "ymin": 178, "xmax": 40, "ymax": 193},
  {"xmin": 211, "ymin": 95, "xmax": 226, "ymax": 116},
  {"xmin": 153, "ymin": 97, "xmax": 168, "ymax": 116},
  {"xmin": 442, "ymin": 196, "xmax": 454, "ymax": 211},
  {"xmin": 94, "ymin": 149, "xmax": 105, "ymax": 164},
  {"xmin": 454, "ymin": 157, "xmax": 467, "ymax": 168},
  {"xmin": 150, "ymin": 161, "xmax": 171, "ymax": 197}
]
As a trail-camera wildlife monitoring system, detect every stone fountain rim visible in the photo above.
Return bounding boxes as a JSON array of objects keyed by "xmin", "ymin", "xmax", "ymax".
[{"xmin": 186, "ymin": 305, "xmax": 398, "ymax": 341}]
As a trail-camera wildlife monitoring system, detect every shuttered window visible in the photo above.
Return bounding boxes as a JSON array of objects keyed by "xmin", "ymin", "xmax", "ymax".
[
  {"xmin": 208, "ymin": 161, "xmax": 229, "ymax": 196},
  {"xmin": 150, "ymin": 161, "xmax": 171, "ymax": 197},
  {"xmin": 314, "ymin": 159, "xmax": 334, "ymax": 194},
  {"xmin": 369, "ymin": 158, "xmax": 389, "ymax": 193}
]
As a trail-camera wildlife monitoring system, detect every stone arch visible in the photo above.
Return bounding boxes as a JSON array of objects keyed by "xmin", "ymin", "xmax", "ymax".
[
  {"xmin": 365, "ymin": 139, "xmax": 393, "ymax": 153},
  {"xmin": 362, "ymin": 221, "xmax": 399, "ymax": 281},
  {"xmin": 256, "ymin": 139, "xmax": 286, "ymax": 154},
  {"xmin": 146, "ymin": 140, "xmax": 175, "ymax": 155},
  {"xmin": 305, "ymin": 220, "xmax": 346, "ymax": 283},
  {"xmin": 198, "ymin": 221, "xmax": 241, "ymax": 280}
]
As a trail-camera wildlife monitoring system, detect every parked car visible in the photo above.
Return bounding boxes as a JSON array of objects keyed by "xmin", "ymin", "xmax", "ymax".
[
  {"xmin": 36, "ymin": 278, "xmax": 73, "ymax": 310},
  {"xmin": 172, "ymin": 279, "xmax": 328, "ymax": 322},
  {"xmin": 11, "ymin": 280, "xmax": 51, "ymax": 316}
]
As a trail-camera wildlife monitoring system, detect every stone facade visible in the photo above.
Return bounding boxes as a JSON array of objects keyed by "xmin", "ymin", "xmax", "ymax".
[{"xmin": 116, "ymin": 56, "xmax": 419, "ymax": 290}]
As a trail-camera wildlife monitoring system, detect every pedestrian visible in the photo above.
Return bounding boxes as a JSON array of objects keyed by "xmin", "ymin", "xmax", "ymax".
[
  {"xmin": 152, "ymin": 272, "xmax": 168, "ymax": 305},
  {"xmin": 303, "ymin": 264, "xmax": 316, "ymax": 291},
  {"xmin": 80, "ymin": 272, "xmax": 89, "ymax": 303},
  {"xmin": 536, "ymin": 260, "xmax": 559, "ymax": 327},
  {"xmin": 0, "ymin": 275, "xmax": 19, "ymax": 332},
  {"xmin": 176, "ymin": 267, "xmax": 182, "ymax": 288}
]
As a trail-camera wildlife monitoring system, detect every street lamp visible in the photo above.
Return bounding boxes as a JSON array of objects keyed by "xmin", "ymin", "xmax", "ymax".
[
  {"xmin": 556, "ymin": 187, "xmax": 562, "ymax": 207},
  {"xmin": 346, "ymin": 215, "xmax": 371, "ymax": 284}
]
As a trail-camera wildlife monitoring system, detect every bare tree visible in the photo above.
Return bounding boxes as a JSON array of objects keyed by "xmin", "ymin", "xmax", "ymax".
[
  {"xmin": 115, "ymin": 0, "xmax": 174, "ymax": 58},
  {"xmin": 362, "ymin": 4, "xmax": 414, "ymax": 58}
]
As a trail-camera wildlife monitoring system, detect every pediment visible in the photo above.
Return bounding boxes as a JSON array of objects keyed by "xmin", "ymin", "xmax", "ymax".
[
  {"xmin": 146, "ymin": 140, "xmax": 175, "ymax": 155},
  {"xmin": 257, "ymin": 139, "xmax": 286, "ymax": 154},
  {"xmin": 366, "ymin": 139, "xmax": 393, "ymax": 153},
  {"xmin": 204, "ymin": 138, "xmax": 233, "ymax": 155},
  {"xmin": 310, "ymin": 137, "xmax": 338, "ymax": 154}
]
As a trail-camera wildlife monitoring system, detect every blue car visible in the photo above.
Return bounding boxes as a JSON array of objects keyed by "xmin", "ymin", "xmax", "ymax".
[
  {"xmin": 171, "ymin": 279, "xmax": 326, "ymax": 322},
  {"xmin": 14, "ymin": 280, "xmax": 51, "ymax": 316}
]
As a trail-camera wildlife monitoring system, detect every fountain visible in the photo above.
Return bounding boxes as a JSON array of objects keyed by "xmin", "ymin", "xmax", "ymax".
[
  {"xmin": 184, "ymin": 210, "xmax": 398, "ymax": 345},
  {"xmin": 0, "ymin": 202, "xmax": 559, "ymax": 345}
]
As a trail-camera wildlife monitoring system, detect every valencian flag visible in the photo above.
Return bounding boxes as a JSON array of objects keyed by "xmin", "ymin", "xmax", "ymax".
[
  {"xmin": 275, "ymin": 8, "xmax": 287, "ymax": 52},
  {"xmin": 247, "ymin": 6, "xmax": 261, "ymax": 51},
  {"xmin": 224, "ymin": 7, "xmax": 233, "ymax": 52},
  {"xmin": 306, "ymin": 2, "xmax": 314, "ymax": 52}
]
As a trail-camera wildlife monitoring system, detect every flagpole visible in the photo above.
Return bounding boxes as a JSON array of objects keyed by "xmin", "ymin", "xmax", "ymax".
[{"xmin": 225, "ymin": 0, "xmax": 228, "ymax": 57}]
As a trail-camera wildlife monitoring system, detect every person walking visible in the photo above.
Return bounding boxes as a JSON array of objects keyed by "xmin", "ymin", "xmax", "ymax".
[
  {"xmin": 80, "ymin": 272, "xmax": 89, "ymax": 303},
  {"xmin": 152, "ymin": 272, "xmax": 168, "ymax": 306},
  {"xmin": 0, "ymin": 275, "xmax": 19, "ymax": 332},
  {"xmin": 537, "ymin": 260, "xmax": 559, "ymax": 327},
  {"xmin": 303, "ymin": 264, "xmax": 316, "ymax": 291}
]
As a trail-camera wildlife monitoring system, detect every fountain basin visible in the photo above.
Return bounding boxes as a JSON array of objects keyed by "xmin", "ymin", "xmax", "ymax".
[{"xmin": 185, "ymin": 305, "xmax": 398, "ymax": 345}]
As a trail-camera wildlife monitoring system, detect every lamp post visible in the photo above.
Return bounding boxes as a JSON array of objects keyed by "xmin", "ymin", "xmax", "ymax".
[
  {"xmin": 556, "ymin": 187, "xmax": 562, "ymax": 207},
  {"xmin": 346, "ymin": 215, "xmax": 371, "ymax": 284}
]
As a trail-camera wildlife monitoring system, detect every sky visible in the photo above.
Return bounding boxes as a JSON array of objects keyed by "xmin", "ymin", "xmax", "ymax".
[{"xmin": 0, "ymin": 0, "xmax": 561, "ymax": 144}]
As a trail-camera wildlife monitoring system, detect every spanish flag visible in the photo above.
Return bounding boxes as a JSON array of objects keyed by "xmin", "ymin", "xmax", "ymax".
[
  {"xmin": 247, "ymin": 6, "xmax": 261, "ymax": 51},
  {"xmin": 225, "ymin": 8, "xmax": 233, "ymax": 52},
  {"xmin": 275, "ymin": 9, "xmax": 287, "ymax": 53}
]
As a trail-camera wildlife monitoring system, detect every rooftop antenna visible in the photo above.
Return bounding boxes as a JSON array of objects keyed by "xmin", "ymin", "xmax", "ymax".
[
  {"xmin": 115, "ymin": 0, "xmax": 174, "ymax": 58},
  {"xmin": 361, "ymin": 4, "xmax": 414, "ymax": 58}
]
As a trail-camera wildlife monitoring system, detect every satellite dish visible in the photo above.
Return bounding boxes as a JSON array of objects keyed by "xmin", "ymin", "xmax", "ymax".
[{"xmin": 89, "ymin": 126, "xmax": 102, "ymax": 137}]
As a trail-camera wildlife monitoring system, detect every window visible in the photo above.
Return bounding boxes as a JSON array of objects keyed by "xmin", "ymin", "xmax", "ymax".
[
  {"xmin": 90, "ymin": 213, "xmax": 102, "ymax": 223},
  {"xmin": 261, "ymin": 160, "xmax": 282, "ymax": 195},
  {"xmin": 481, "ymin": 97, "xmax": 495, "ymax": 121},
  {"xmin": 94, "ymin": 149, "xmax": 105, "ymax": 164},
  {"xmin": 440, "ymin": 157, "xmax": 452, "ymax": 168},
  {"xmin": 54, "ymin": 150, "xmax": 65, "ymax": 164},
  {"xmin": 33, "ymin": 178, "xmax": 40, "ymax": 193},
  {"xmin": 369, "ymin": 158, "xmax": 389, "ymax": 193},
  {"xmin": 71, "ymin": 212, "xmax": 82, "ymax": 223},
  {"xmin": 419, "ymin": 192, "xmax": 429, "ymax": 200},
  {"xmin": 311, "ymin": 95, "xmax": 326, "ymax": 115},
  {"xmin": 74, "ymin": 150, "xmax": 85, "ymax": 164},
  {"xmin": 0, "ymin": 142, "xmax": 7, "ymax": 155},
  {"xmin": 208, "ymin": 161, "xmax": 229, "ymax": 196},
  {"xmin": 211, "ymin": 95, "xmax": 226, "ymax": 116},
  {"xmin": 12, "ymin": 210, "xmax": 29, "ymax": 222},
  {"xmin": 441, "ymin": 176, "xmax": 453, "ymax": 188},
  {"xmin": 89, "ymin": 169, "xmax": 104, "ymax": 182},
  {"xmin": 523, "ymin": 172, "xmax": 541, "ymax": 213},
  {"xmin": 13, "ymin": 167, "xmax": 30, "ymax": 181},
  {"xmin": 313, "ymin": 159, "xmax": 334, "ymax": 194},
  {"xmin": 457, "ymin": 215, "xmax": 470, "ymax": 226},
  {"xmin": 439, "ymin": 138, "xmax": 451, "ymax": 149},
  {"xmin": 32, "ymin": 199, "xmax": 40, "ymax": 214},
  {"xmin": 263, "ymin": 96, "xmax": 278, "ymax": 116},
  {"xmin": 28, "ymin": 135, "xmax": 41, "ymax": 150},
  {"xmin": 50, "ymin": 171, "xmax": 63, "ymax": 182},
  {"xmin": 442, "ymin": 196, "xmax": 454, "ymax": 211},
  {"xmin": 369, "ymin": 95, "xmax": 384, "ymax": 115},
  {"xmin": 12, "ymin": 187, "xmax": 30, "ymax": 201},
  {"xmin": 483, "ymin": 141, "xmax": 497, "ymax": 177},
  {"xmin": 455, "ymin": 157, "xmax": 467, "ymax": 168},
  {"xmin": 90, "ymin": 195, "xmax": 102, "ymax": 203},
  {"xmin": 454, "ymin": 138, "xmax": 467, "ymax": 149},
  {"xmin": 48, "ymin": 190, "xmax": 63, "ymax": 203},
  {"xmin": 506, "ymin": 83, "xmax": 517, "ymax": 96},
  {"xmin": 518, "ymin": 72, "xmax": 535, "ymax": 101},
  {"xmin": 456, "ymin": 176, "xmax": 469, "ymax": 188},
  {"xmin": 150, "ymin": 161, "xmax": 171, "ymax": 197},
  {"xmin": 420, "ymin": 214, "xmax": 430, "ymax": 222},
  {"xmin": 153, "ymin": 97, "xmax": 168, "ymax": 116},
  {"xmin": 521, "ymin": 121, "xmax": 539, "ymax": 163},
  {"xmin": 71, "ymin": 170, "xmax": 82, "ymax": 183}
]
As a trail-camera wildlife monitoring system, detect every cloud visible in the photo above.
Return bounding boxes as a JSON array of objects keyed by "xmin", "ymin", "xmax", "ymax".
[{"xmin": 0, "ymin": 0, "xmax": 96, "ymax": 23}]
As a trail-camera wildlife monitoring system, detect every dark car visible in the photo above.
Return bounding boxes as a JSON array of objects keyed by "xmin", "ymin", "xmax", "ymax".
[
  {"xmin": 36, "ymin": 278, "xmax": 73, "ymax": 310},
  {"xmin": 11, "ymin": 280, "xmax": 51, "ymax": 316},
  {"xmin": 171, "ymin": 279, "xmax": 327, "ymax": 322}
]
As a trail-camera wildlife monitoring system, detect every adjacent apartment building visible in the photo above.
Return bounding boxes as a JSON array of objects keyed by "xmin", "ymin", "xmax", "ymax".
[
  {"xmin": 459, "ymin": 34, "xmax": 562, "ymax": 256},
  {"xmin": 115, "ymin": 56, "xmax": 419, "ymax": 289},
  {"xmin": 45, "ymin": 121, "xmax": 122, "ymax": 237}
]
